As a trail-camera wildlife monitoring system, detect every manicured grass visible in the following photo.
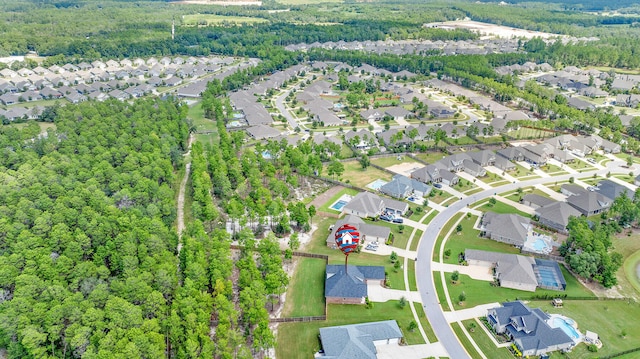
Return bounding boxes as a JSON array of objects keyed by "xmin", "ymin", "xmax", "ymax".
[
  {"xmin": 615, "ymin": 233, "xmax": 640, "ymax": 298},
  {"xmin": 413, "ymin": 152, "xmax": 449, "ymax": 164},
  {"xmin": 452, "ymin": 179, "xmax": 476, "ymax": 193},
  {"xmin": 451, "ymin": 322, "xmax": 482, "ymax": 359},
  {"xmin": 433, "ymin": 271, "xmax": 450, "ymax": 311},
  {"xmin": 335, "ymin": 160, "xmax": 392, "ymax": 188},
  {"xmin": 529, "ymin": 299, "xmax": 640, "ymax": 359},
  {"xmin": 462, "ymin": 319, "xmax": 513, "ymax": 359},
  {"xmin": 410, "ymin": 229, "xmax": 424, "ymax": 251},
  {"xmin": 504, "ymin": 187, "xmax": 551, "ymax": 202},
  {"xmin": 443, "ymin": 216, "xmax": 520, "ymax": 265},
  {"xmin": 430, "ymin": 190, "xmax": 453, "ymax": 204},
  {"xmin": 415, "ymin": 303, "xmax": 438, "ymax": 343},
  {"xmin": 316, "ymin": 188, "xmax": 360, "ymax": 214},
  {"xmin": 539, "ymin": 163, "xmax": 569, "ymax": 175},
  {"xmin": 447, "ymin": 267, "xmax": 595, "ymax": 310},
  {"xmin": 488, "ymin": 180, "xmax": 510, "ymax": 188},
  {"xmin": 448, "ymin": 135, "xmax": 478, "ymax": 145},
  {"xmin": 409, "ymin": 206, "xmax": 428, "ymax": 222},
  {"xmin": 340, "ymin": 144, "xmax": 355, "ymax": 159},
  {"xmin": 613, "ymin": 173, "xmax": 636, "ymax": 184},
  {"xmin": 276, "ymin": 301, "xmax": 424, "ymax": 359},
  {"xmin": 566, "ymin": 159, "xmax": 595, "ymax": 171},
  {"xmin": 478, "ymin": 201, "xmax": 532, "ymax": 218},
  {"xmin": 182, "ymin": 14, "xmax": 269, "ymax": 26},
  {"xmin": 433, "ymin": 213, "xmax": 464, "ymax": 261},
  {"xmin": 512, "ymin": 164, "xmax": 538, "ymax": 179},
  {"xmin": 371, "ymin": 156, "xmax": 422, "ymax": 169},
  {"xmin": 422, "ymin": 209, "xmax": 439, "ymax": 225},
  {"xmin": 408, "ymin": 259, "xmax": 417, "ymax": 291},
  {"xmin": 282, "ymin": 257, "xmax": 326, "ymax": 317}
]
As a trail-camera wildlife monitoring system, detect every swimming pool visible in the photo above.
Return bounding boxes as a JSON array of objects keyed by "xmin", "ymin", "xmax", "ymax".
[
  {"xmin": 367, "ymin": 179, "xmax": 388, "ymax": 191},
  {"xmin": 532, "ymin": 239, "xmax": 547, "ymax": 251},
  {"xmin": 551, "ymin": 317, "xmax": 580, "ymax": 340},
  {"xmin": 537, "ymin": 267, "xmax": 559, "ymax": 288},
  {"xmin": 331, "ymin": 200, "xmax": 348, "ymax": 211}
]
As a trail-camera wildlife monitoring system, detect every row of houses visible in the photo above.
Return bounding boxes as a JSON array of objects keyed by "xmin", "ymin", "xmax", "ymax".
[{"xmin": 285, "ymin": 37, "xmax": 523, "ymax": 56}]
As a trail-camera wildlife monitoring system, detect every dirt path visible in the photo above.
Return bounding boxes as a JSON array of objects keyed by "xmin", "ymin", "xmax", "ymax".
[
  {"xmin": 177, "ymin": 133, "xmax": 195, "ymax": 255},
  {"xmin": 308, "ymin": 185, "xmax": 344, "ymax": 209}
]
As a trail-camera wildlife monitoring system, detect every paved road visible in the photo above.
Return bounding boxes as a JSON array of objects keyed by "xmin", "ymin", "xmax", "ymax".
[
  {"xmin": 274, "ymin": 89, "xmax": 300, "ymax": 131},
  {"xmin": 415, "ymin": 157, "xmax": 631, "ymax": 359}
]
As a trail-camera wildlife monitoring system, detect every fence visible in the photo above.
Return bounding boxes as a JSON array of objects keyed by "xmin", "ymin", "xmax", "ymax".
[{"xmin": 599, "ymin": 347, "xmax": 640, "ymax": 359}]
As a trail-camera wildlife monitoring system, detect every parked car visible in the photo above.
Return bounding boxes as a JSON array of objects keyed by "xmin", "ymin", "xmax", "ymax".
[
  {"xmin": 365, "ymin": 245, "xmax": 378, "ymax": 251},
  {"xmin": 392, "ymin": 218, "xmax": 404, "ymax": 224},
  {"xmin": 379, "ymin": 215, "xmax": 393, "ymax": 222},
  {"xmin": 587, "ymin": 158, "xmax": 596, "ymax": 163},
  {"xmin": 433, "ymin": 183, "xmax": 442, "ymax": 189}
]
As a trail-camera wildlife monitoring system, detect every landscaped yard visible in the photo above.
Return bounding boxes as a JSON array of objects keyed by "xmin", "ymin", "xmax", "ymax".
[
  {"xmin": 276, "ymin": 301, "xmax": 426, "ymax": 359},
  {"xmin": 613, "ymin": 173, "xmax": 636, "ymax": 184},
  {"xmin": 316, "ymin": 188, "xmax": 360, "ymax": 214},
  {"xmin": 446, "ymin": 268, "xmax": 595, "ymax": 310},
  {"xmin": 414, "ymin": 303, "xmax": 438, "ymax": 343},
  {"xmin": 413, "ymin": 151, "xmax": 448, "ymax": 164},
  {"xmin": 282, "ymin": 257, "xmax": 326, "ymax": 317},
  {"xmin": 504, "ymin": 187, "xmax": 552, "ymax": 202},
  {"xmin": 451, "ymin": 322, "xmax": 482, "ymax": 358},
  {"xmin": 442, "ymin": 215, "xmax": 520, "ymax": 265},
  {"xmin": 430, "ymin": 189, "xmax": 454, "ymax": 204},
  {"xmin": 614, "ymin": 233, "xmax": 640, "ymax": 299},
  {"xmin": 565, "ymin": 159, "xmax": 595, "ymax": 171},
  {"xmin": 462, "ymin": 319, "xmax": 513, "ymax": 359},
  {"xmin": 477, "ymin": 200, "xmax": 532, "ymax": 218},
  {"xmin": 332, "ymin": 160, "xmax": 393, "ymax": 188},
  {"xmin": 533, "ymin": 300, "xmax": 640, "ymax": 359},
  {"xmin": 539, "ymin": 163, "xmax": 569, "ymax": 175},
  {"xmin": 433, "ymin": 271, "xmax": 450, "ymax": 311},
  {"xmin": 433, "ymin": 213, "xmax": 465, "ymax": 261}
]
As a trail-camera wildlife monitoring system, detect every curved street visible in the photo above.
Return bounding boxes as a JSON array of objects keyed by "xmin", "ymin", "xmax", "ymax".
[{"xmin": 415, "ymin": 157, "xmax": 633, "ymax": 359}]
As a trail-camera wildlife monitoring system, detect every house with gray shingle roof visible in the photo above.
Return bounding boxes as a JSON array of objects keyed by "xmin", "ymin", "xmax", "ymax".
[
  {"xmin": 487, "ymin": 301, "xmax": 575, "ymax": 357},
  {"xmin": 536, "ymin": 202, "xmax": 581, "ymax": 233},
  {"xmin": 567, "ymin": 192, "xmax": 612, "ymax": 216},
  {"xmin": 465, "ymin": 250, "xmax": 538, "ymax": 291},
  {"xmin": 522, "ymin": 194, "xmax": 555, "ymax": 209},
  {"xmin": 468, "ymin": 150, "xmax": 496, "ymax": 167},
  {"xmin": 596, "ymin": 179, "xmax": 634, "ymax": 201},
  {"xmin": 326, "ymin": 215, "xmax": 390, "ymax": 248},
  {"xmin": 379, "ymin": 174, "xmax": 431, "ymax": 199},
  {"xmin": 245, "ymin": 124, "xmax": 280, "ymax": 140},
  {"xmin": 384, "ymin": 106, "xmax": 412, "ymax": 121},
  {"xmin": 411, "ymin": 164, "xmax": 442, "ymax": 184},
  {"xmin": 481, "ymin": 212, "xmax": 531, "ymax": 248},
  {"xmin": 318, "ymin": 320, "xmax": 403, "ymax": 358},
  {"xmin": 325, "ymin": 265, "xmax": 385, "ymax": 304},
  {"xmin": 343, "ymin": 192, "xmax": 408, "ymax": 218}
]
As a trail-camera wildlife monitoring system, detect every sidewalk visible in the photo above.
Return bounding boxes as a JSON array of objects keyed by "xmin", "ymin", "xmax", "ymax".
[{"xmin": 534, "ymin": 183, "xmax": 567, "ymax": 201}]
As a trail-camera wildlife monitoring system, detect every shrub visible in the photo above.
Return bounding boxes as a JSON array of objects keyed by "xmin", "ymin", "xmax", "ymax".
[{"xmin": 587, "ymin": 344, "xmax": 598, "ymax": 352}]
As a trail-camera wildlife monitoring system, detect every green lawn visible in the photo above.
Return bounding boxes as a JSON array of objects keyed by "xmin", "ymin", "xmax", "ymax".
[
  {"xmin": 539, "ymin": 163, "xmax": 569, "ymax": 175},
  {"xmin": 443, "ymin": 216, "xmax": 520, "ymax": 265},
  {"xmin": 276, "ymin": 301, "xmax": 424, "ymax": 359},
  {"xmin": 317, "ymin": 188, "xmax": 360, "ymax": 214},
  {"xmin": 447, "ymin": 268, "xmax": 595, "ymax": 310},
  {"xmin": 530, "ymin": 300, "xmax": 640, "ymax": 359},
  {"xmin": 413, "ymin": 152, "xmax": 448, "ymax": 164},
  {"xmin": 488, "ymin": 180, "xmax": 510, "ymax": 188},
  {"xmin": 433, "ymin": 213, "xmax": 465, "ymax": 261},
  {"xmin": 282, "ymin": 257, "xmax": 326, "ymax": 317},
  {"xmin": 615, "ymin": 233, "xmax": 640, "ymax": 298},
  {"xmin": 478, "ymin": 201, "xmax": 532, "ymax": 218},
  {"xmin": 451, "ymin": 322, "xmax": 482, "ymax": 358},
  {"xmin": 614, "ymin": 173, "xmax": 636, "ymax": 184},
  {"xmin": 430, "ymin": 190, "xmax": 453, "ymax": 204},
  {"xmin": 415, "ymin": 303, "xmax": 438, "ymax": 343},
  {"xmin": 462, "ymin": 319, "xmax": 513, "ymax": 359},
  {"xmin": 410, "ymin": 229, "xmax": 424, "ymax": 251},
  {"xmin": 433, "ymin": 271, "xmax": 451, "ymax": 311},
  {"xmin": 512, "ymin": 164, "xmax": 538, "ymax": 179},
  {"xmin": 566, "ymin": 159, "xmax": 595, "ymax": 171},
  {"xmin": 504, "ymin": 187, "xmax": 551, "ymax": 202},
  {"xmin": 335, "ymin": 160, "xmax": 392, "ymax": 188},
  {"xmin": 422, "ymin": 209, "xmax": 439, "ymax": 225},
  {"xmin": 452, "ymin": 179, "xmax": 477, "ymax": 193}
]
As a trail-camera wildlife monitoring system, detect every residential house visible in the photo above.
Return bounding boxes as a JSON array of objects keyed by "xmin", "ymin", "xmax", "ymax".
[
  {"xmin": 245, "ymin": 124, "xmax": 280, "ymax": 140},
  {"xmin": 522, "ymin": 194, "xmax": 555, "ymax": 209},
  {"xmin": 376, "ymin": 129, "xmax": 412, "ymax": 148},
  {"xmin": 495, "ymin": 156, "xmax": 516, "ymax": 171},
  {"xmin": 468, "ymin": 150, "xmax": 496, "ymax": 167},
  {"xmin": 596, "ymin": 179, "xmax": 634, "ymax": 201},
  {"xmin": 360, "ymin": 108, "xmax": 384, "ymax": 122},
  {"xmin": 481, "ymin": 212, "xmax": 531, "ymax": 248},
  {"xmin": 498, "ymin": 147, "xmax": 524, "ymax": 162},
  {"xmin": 379, "ymin": 174, "xmax": 431, "ymax": 199},
  {"xmin": 343, "ymin": 191, "xmax": 408, "ymax": 218},
  {"xmin": 324, "ymin": 265, "xmax": 385, "ymax": 304},
  {"xmin": 465, "ymin": 250, "xmax": 538, "ymax": 292},
  {"xmin": 326, "ymin": 215, "xmax": 390, "ymax": 248},
  {"xmin": 566, "ymin": 97, "xmax": 595, "ymax": 111},
  {"xmin": 560, "ymin": 184, "xmax": 587, "ymax": 197},
  {"xmin": 567, "ymin": 192, "xmax": 612, "ymax": 216},
  {"xmin": 411, "ymin": 165, "xmax": 442, "ymax": 184},
  {"xmin": 535, "ymin": 202, "xmax": 581, "ymax": 233},
  {"xmin": 318, "ymin": 320, "xmax": 403, "ymax": 359},
  {"xmin": 0, "ymin": 93, "xmax": 19, "ymax": 105},
  {"xmin": 344, "ymin": 129, "xmax": 376, "ymax": 150},
  {"xmin": 384, "ymin": 106, "xmax": 413, "ymax": 122},
  {"xmin": 487, "ymin": 301, "xmax": 575, "ymax": 357}
]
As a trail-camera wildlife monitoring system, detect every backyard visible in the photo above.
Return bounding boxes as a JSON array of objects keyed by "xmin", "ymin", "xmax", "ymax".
[
  {"xmin": 276, "ymin": 301, "xmax": 427, "ymax": 359},
  {"xmin": 477, "ymin": 200, "xmax": 532, "ymax": 218},
  {"xmin": 446, "ymin": 268, "xmax": 595, "ymax": 310},
  {"xmin": 331, "ymin": 160, "xmax": 393, "ymax": 188},
  {"xmin": 282, "ymin": 257, "xmax": 327, "ymax": 318}
]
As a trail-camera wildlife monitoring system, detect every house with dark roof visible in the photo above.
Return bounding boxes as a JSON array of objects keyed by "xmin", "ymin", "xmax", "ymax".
[
  {"xmin": 245, "ymin": 125, "xmax": 280, "ymax": 140},
  {"xmin": 411, "ymin": 165, "xmax": 442, "ymax": 184},
  {"xmin": 326, "ymin": 215, "xmax": 391, "ymax": 248},
  {"xmin": 468, "ymin": 150, "xmax": 496, "ymax": 167},
  {"xmin": 535, "ymin": 202, "xmax": 581, "ymax": 234},
  {"xmin": 325, "ymin": 265, "xmax": 385, "ymax": 304},
  {"xmin": 481, "ymin": 212, "xmax": 531, "ymax": 248},
  {"xmin": 495, "ymin": 156, "xmax": 516, "ymax": 171},
  {"xmin": 567, "ymin": 192, "xmax": 612, "ymax": 216},
  {"xmin": 522, "ymin": 194, "xmax": 555, "ymax": 209},
  {"xmin": 560, "ymin": 184, "xmax": 587, "ymax": 197},
  {"xmin": 360, "ymin": 109, "xmax": 384, "ymax": 121},
  {"xmin": 379, "ymin": 174, "xmax": 431, "ymax": 199},
  {"xmin": 318, "ymin": 320, "xmax": 403, "ymax": 358},
  {"xmin": 384, "ymin": 106, "xmax": 413, "ymax": 122},
  {"xmin": 343, "ymin": 192, "xmax": 409, "ymax": 218},
  {"xmin": 487, "ymin": 301, "xmax": 575, "ymax": 357},
  {"xmin": 498, "ymin": 147, "xmax": 524, "ymax": 162},
  {"xmin": 596, "ymin": 179, "xmax": 634, "ymax": 201}
]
